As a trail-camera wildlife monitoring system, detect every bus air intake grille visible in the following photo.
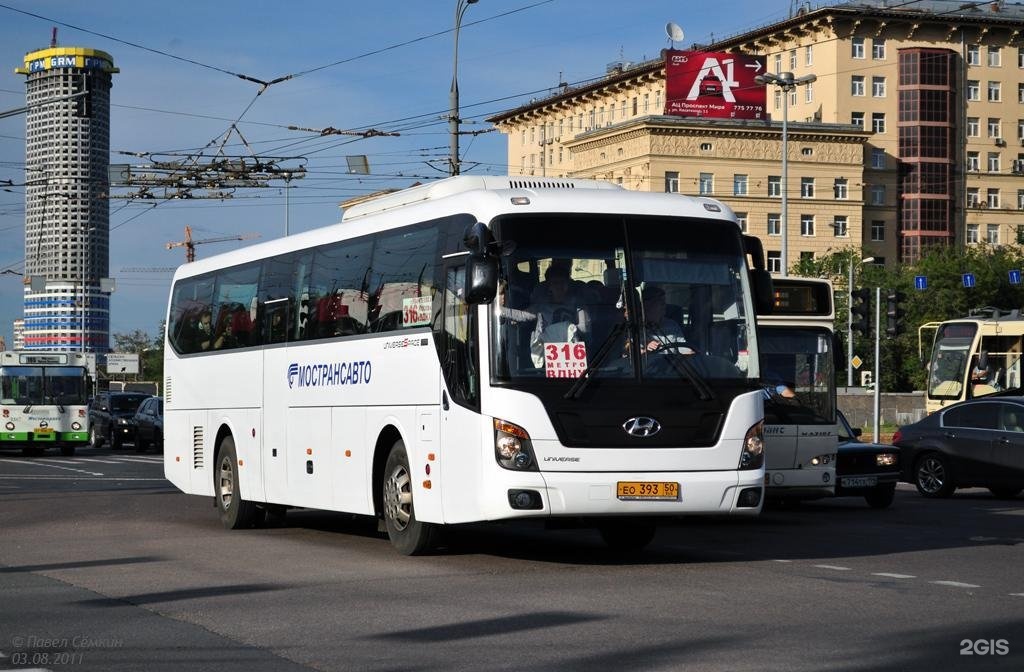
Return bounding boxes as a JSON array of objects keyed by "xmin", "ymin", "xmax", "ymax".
[
  {"xmin": 164, "ymin": 378, "xmax": 172, "ymax": 403},
  {"xmin": 507, "ymin": 179, "xmax": 576, "ymax": 190},
  {"xmin": 192, "ymin": 426, "xmax": 204, "ymax": 469}
]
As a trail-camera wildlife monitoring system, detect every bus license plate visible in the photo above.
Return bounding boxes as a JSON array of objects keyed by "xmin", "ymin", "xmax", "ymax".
[
  {"xmin": 34, "ymin": 428, "xmax": 54, "ymax": 434},
  {"xmin": 617, "ymin": 481, "xmax": 679, "ymax": 501},
  {"xmin": 841, "ymin": 476, "xmax": 877, "ymax": 488}
]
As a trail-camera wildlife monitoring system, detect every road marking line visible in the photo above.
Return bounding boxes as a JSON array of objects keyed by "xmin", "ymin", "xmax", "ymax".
[
  {"xmin": 0, "ymin": 459, "xmax": 102, "ymax": 476},
  {"xmin": 969, "ymin": 536, "xmax": 998, "ymax": 542},
  {"xmin": 931, "ymin": 581, "xmax": 981, "ymax": 588},
  {"xmin": 113, "ymin": 456, "xmax": 163, "ymax": 463},
  {"xmin": 772, "ymin": 559, "xmax": 793, "ymax": 563},
  {"xmin": 814, "ymin": 564, "xmax": 852, "ymax": 571},
  {"xmin": 72, "ymin": 458, "xmax": 119, "ymax": 464},
  {"xmin": 1010, "ymin": 593, "xmax": 1024, "ymax": 597},
  {"xmin": 872, "ymin": 573, "xmax": 916, "ymax": 579},
  {"xmin": 0, "ymin": 475, "xmax": 167, "ymax": 481}
]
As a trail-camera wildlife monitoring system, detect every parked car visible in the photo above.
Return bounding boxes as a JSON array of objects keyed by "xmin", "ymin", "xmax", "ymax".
[
  {"xmin": 893, "ymin": 396, "xmax": 1024, "ymax": 499},
  {"xmin": 89, "ymin": 392, "xmax": 151, "ymax": 450},
  {"xmin": 835, "ymin": 411, "xmax": 900, "ymax": 508},
  {"xmin": 132, "ymin": 396, "xmax": 163, "ymax": 453}
]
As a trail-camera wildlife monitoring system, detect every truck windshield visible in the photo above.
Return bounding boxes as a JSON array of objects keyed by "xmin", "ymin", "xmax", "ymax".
[
  {"xmin": 489, "ymin": 213, "xmax": 759, "ymax": 386},
  {"xmin": 928, "ymin": 323, "xmax": 977, "ymax": 399}
]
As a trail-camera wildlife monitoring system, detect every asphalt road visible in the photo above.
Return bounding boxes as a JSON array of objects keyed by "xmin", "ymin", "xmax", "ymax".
[{"xmin": 1, "ymin": 444, "xmax": 1022, "ymax": 672}]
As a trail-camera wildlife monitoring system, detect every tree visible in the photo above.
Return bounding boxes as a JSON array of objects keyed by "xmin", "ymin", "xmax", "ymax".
[{"xmin": 111, "ymin": 326, "xmax": 163, "ymax": 382}]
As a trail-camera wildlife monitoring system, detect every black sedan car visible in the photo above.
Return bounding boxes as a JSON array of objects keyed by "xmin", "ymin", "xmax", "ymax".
[
  {"xmin": 893, "ymin": 396, "xmax": 1024, "ymax": 499},
  {"xmin": 132, "ymin": 396, "xmax": 163, "ymax": 453},
  {"xmin": 836, "ymin": 410, "xmax": 900, "ymax": 508}
]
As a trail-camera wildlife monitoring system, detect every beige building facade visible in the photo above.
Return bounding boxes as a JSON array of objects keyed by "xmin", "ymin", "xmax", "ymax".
[{"xmin": 489, "ymin": 0, "xmax": 1024, "ymax": 269}]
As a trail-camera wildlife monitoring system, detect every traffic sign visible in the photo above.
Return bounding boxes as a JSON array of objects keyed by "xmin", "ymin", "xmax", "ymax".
[
  {"xmin": 914, "ymin": 275, "xmax": 927, "ymax": 291},
  {"xmin": 962, "ymin": 273, "xmax": 976, "ymax": 288},
  {"xmin": 851, "ymin": 355, "xmax": 863, "ymax": 369},
  {"xmin": 1010, "ymin": 269, "xmax": 1022, "ymax": 285}
]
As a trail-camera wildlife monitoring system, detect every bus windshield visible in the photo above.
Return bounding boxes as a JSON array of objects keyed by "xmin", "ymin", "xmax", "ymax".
[
  {"xmin": 0, "ymin": 366, "xmax": 87, "ymax": 405},
  {"xmin": 759, "ymin": 326, "xmax": 835, "ymax": 424},
  {"xmin": 928, "ymin": 323, "xmax": 977, "ymax": 398},
  {"xmin": 490, "ymin": 213, "xmax": 758, "ymax": 385}
]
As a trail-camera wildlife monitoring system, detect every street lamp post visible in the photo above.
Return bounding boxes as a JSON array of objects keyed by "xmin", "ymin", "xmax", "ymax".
[
  {"xmin": 449, "ymin": 0, "xmax": 478, "ymax": 176},
  {"xmin": 754, "ymin": 71, "xmax": 816, "ymax": 277},
  {"xmin": 847, "ymin": 254, "xmax": 875, "ymax": 387}
]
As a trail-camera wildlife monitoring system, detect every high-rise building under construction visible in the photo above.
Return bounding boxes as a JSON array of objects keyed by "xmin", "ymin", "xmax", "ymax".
[{"xmin": 15, "ymin": 36, "xmax": 117, "ymax": 351}]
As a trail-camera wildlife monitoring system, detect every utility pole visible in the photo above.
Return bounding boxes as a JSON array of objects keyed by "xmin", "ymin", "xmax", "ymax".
[{"xmin": 873, "ymin": 286, "xmax": 881, "ymax": 443}]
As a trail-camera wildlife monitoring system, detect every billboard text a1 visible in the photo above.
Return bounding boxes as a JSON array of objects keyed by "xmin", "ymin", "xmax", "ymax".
[{"xmin": 664, "ymin": 49, "xmax": 767, "ymax": 120}]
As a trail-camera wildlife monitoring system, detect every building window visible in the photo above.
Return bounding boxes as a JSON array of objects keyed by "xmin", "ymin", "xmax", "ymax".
[
  {"xmin": 801, "ymin": 177, "xmax": 815, "ymax": 198},
  {"xmin": 967, "ymin": 44, "xmax": 980, "ymax": 66},
  {"xmin": 643, "ymin": 93, "xmax": 649, "ymax": 112},
  {"xmin": 851, "ymin": 75, "xmax": 865, "ymax": 96},
  {"xmin": 767, "ymin": 251, "xmax": 782, "ymax": 274},
  {"xmin": 1019, "ymin": 46, "xmax": 1024, "ymax": 68},
  {"xmin": 988, "ymin": 118, "xmax": 1002, "ymax": 138},
  {"xmin": 733, "ymin": 174, "xmax": 748, "ymax": 196},
  {"xmin": 774, "ymin": 89, "xmax": 782, "ymax": 110},
  {"xmin": 989, "ymin": 81, "xmax": 1001, "ymax": 102},
  {"xmin": 967, "ymin": 188, "xmax": 980, "ymax": 207},
  {"xmin": 968, "ymin": 152, "xmax": 980, "ymax": 171},
  {"xmin": 967, "ymin": 117, "xmax": 980, "ymax": 137},
  {"xmin": 988, "ymin": 188, "xmax": 1000, "ymax": 208},
  {"xmin": 1019, "ymin": 119, "xmax": 1024, "ymax": 139},
  {"xmin": 800, "ymin": 215, "xmax": 815, "ymax": 236},
  {"xmin": 664, "ymin": 171, "xmax": 679, "ymax": 193},
  {"xmin": 987, "ymin": 224, "xmax": 1000, "ymax": 244},
  {"xmin": 768, "ymin": 176, "xmax": 781, "ymax": 197},
  {"xmin": 967, "ymin": 224, "xmax": 979, "ymax": 244},
  {"xmin": 1018, "ymin": 189, "xmax": 1024, "ymax": 210},
  {"xmin": 789, "ymin": 49, "xmax": 797, "ymax": 70},
  {"xmin": 833, "ymin": 215, "xmax": 848, "ymax": 237},
  {"xmin": 767, "ymin": 213, "xmax": 781, "ymax": 235},
  {"xmin": 871, "ymin": 220, "xmax": 885, "ymax": 241},
  {"xmin": 988, "ymin": 46, "xmax": 1002, "ymax": 67},
  {"xmin": 1019, "ymin": 84, "xmax": 1024, "ymax": 103},
  {"xmin": 872, "ymin": 112, "xmax": 886, "ymax": 133},
  {"xmin": 852, "ymin": 37, "xmax": 865, "ymax": 59},
  {"xmin": 988, "ymin": 152, "xmax": 1001, "ymax": 173},
  {"xmin": 872, "ymin": 39, "xmax": 886, "ymax": 60},
  {"xmin": 700, "ymin": 142, "xmax": 713, "ymax": 151},
  {"xmin": 967, "ymin": 80, "xmax": 980, "ymax": 101},
  {"xmin": 801, "ymin": 147, "xmax": 813, "ymax": 156},
  {"xmin": 870, "ymin": 185, "xmax": 886, "ymax": 205},
  {"xmin": 774, "ymin": 53, "xmax": 782, "ymax": 73},
  {"xmin": 834, "ymin": 178, "xmax": 848, "ymax": 199},
  {"xmin": 804, "ymin": 82, "xmax": 814, "ymax": 103},
  {"xmin": 805, "ymin": 45, "xmax": 813, "ymax": 66},
  {"xmin": 852, "ymin": 112, "xmax": 864, "ymax": 129},
  {"xmin": 736, "ymin": 212, "xmax": 748, "ymax": 233},
  {"xmin": 699, "ymin": 172, "xmax": 713, "ymax": 195},
  {"xmin": 872, "ymin": 76, "xmax": 886, "ymax": 97},
  {"xmin": 871, "ymin": 148, "xmax": 886, "ymax": 169}
]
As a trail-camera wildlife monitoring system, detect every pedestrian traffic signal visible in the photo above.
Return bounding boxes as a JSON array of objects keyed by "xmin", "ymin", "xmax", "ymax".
[
  {"xmin": 850, "ymin": 287, "xmax": 872, "ymax": 336},
  {"xmin": 886, "ymin": 290, "xmax": 907, "ymax": 337}
]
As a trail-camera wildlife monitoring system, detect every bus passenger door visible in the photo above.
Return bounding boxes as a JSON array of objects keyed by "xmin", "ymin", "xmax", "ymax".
[
  {"xmin": 260, "ymin": 294, "xmax": 293, "ymax": 505},
  {"xmin": 437, "ymin": 264, "xmax": 486, "ymax": 524}
]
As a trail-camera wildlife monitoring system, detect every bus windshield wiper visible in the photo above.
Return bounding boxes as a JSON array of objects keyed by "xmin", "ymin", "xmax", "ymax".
[
  {"xmin": 646, "ymin": 329, "xmax": 715, "ymax": 401},
  {"xmin": 564, "ymin": 321, "xmax": 627, "ymax": 400}
]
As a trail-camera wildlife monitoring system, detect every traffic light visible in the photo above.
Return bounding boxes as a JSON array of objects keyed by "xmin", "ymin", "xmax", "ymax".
[
  {"xmin": 886, "ymin": 290, "xmax": 907, "ymax": 337},
  {"xmin": 850, "ymin": 287, "xmax": 872, "ymax": 336}
]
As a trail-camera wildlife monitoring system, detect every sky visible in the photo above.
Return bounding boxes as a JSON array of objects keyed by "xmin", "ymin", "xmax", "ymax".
[{"xmin": 0, "ymin": 0, "xmax": 804, "ymax": 348}]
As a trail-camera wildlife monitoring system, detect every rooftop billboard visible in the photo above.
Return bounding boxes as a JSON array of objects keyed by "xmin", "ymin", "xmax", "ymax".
[{"xmin": 664, "ymin": 49, "xmax": 767, "ymax": 120}]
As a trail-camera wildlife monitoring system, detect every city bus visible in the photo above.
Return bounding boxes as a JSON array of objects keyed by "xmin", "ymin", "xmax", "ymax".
[
  {"xmin": 757, "ymin": 278, "xmax": 838, "ymax": 500},
  {"xmin": 0, "ymin": 350, "xmax": 91, "ymax": 456},
  {"xmin": 924, "ymin": 308, "xmax": 1024, "ymax": 414},
  {"xmin": 162, "ymin": 176, "xmax": 771, "ymax": 554}
]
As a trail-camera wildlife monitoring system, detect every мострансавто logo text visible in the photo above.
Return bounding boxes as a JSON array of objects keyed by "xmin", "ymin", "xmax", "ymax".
[{"xmin": 288, "ymin": 361, "xmax": 372, "ymax": 389}]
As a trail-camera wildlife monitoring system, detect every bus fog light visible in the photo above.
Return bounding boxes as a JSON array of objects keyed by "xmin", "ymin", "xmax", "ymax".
[
  {"xmin": 71, "ymin": 422, "xmax": 82, "ymax": 431},
  {"xmin": 876, "ymin": 453, "xmax": 897, "ymax": 467},
  {"xmin": 508, "ymin": 489, "xmax": 543, "ymax": 510},
  {"xmin": 737, "ymin": 487, "xmax": 762, "ymax": 508}
]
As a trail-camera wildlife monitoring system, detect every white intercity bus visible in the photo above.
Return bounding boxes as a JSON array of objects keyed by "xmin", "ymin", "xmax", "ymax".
[
  {"xmin": 756, "ymin": 278, "xmax": 838, "ymax": 500},
  {"xmin": 0, "ymin": 350, "xmax": 91, "ymax": 456},
  {"xmin": 163, "ymin": 176, "xmax": 771, "ymax": 554}
]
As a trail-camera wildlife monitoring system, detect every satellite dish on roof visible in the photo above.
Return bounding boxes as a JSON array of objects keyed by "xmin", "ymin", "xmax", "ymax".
[{"xmin": 666, "ymin": 22, "xmax": 684, "ymax": 48}]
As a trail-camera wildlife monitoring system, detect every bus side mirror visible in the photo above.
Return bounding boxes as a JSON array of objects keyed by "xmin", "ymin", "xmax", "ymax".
[
  {"xmin": 750, "ymin": 268, "xmax": 773, "ymax": 315},
  {"xmin": 465, "ymin": 254, "xmax": 498, "ymax": 305}
]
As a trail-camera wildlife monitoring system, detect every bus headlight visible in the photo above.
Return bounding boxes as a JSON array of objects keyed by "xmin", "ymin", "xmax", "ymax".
[
  {"xmin": 494, "ymin": 418, "xmax": 538, "ymax": 471},
  {"xmin": 739, "ymin": 421, "xmax": 764, "ymax": 470},
  {"xmin": 4, "ymin": 422, "xmax": 14, "ymax": 431},
  {"xmin": 71, "ymin": 422, "xmax": 82, "ymax": 431},
  {"xmin": 876, "ymin": 452, "xmax": 897, "ymax": 467},
  {"xmin": 809, "ymin": 453, "xmax": 836, "ymax": 466}
]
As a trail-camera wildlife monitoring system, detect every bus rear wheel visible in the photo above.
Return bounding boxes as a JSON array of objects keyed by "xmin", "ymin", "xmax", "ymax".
[
  {"xmin": 382, "ymin": 440, "xmax": 437, "ymax": 555},
  {"xmin": 216, "ymin": 436, "xmax": 258, "ymax": 529}
]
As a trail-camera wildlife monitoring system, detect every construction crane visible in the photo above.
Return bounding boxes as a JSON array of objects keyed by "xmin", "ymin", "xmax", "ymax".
[{"xmin": 166, "ymin": 225, "xmax": 260, "ymax": 263}]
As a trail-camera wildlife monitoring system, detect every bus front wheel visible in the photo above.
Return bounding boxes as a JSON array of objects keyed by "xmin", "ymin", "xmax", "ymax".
[
  {"xmin": 382, "ymin": 440, "xmax": 437, "ymax": 555},
  {"xmin": 216, "ymin": 436, "xmax": 258, "ymax": 529}
]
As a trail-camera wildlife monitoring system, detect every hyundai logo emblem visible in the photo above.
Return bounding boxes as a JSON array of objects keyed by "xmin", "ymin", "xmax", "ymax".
[{"xmin": 622, "ymin": 416, "xmax": 661, "ymax": 437}]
